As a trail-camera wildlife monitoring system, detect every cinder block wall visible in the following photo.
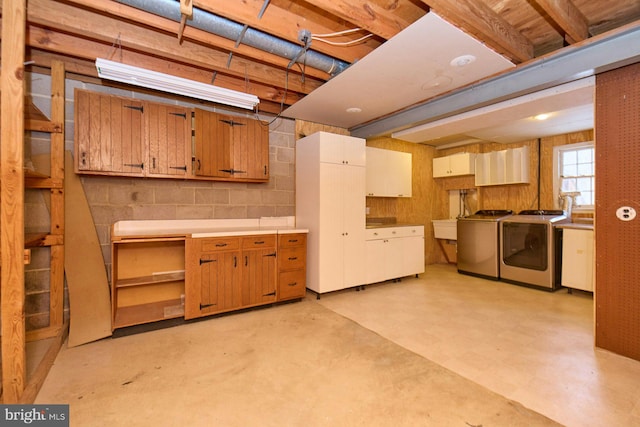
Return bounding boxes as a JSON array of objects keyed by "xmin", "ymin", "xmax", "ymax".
[{"xmin": 24, "ymin": 71, "xmax": 296, "ymax": 330}]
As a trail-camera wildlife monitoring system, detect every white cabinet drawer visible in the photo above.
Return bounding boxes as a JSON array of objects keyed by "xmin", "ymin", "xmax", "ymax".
[{"xmin": 366, "ymin": 226, "xmax": 424, "ymax": 240}]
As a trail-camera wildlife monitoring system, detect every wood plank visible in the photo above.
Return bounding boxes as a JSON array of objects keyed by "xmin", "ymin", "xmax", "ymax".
[
  {"xmin": 64, "ymin": 0, "xmax": 333, "ymax": 79},
  {"xmin": 63, "ymin": 151, "xmax": 113, "ymax": 347},
  {"xmin": 26, "ymin": 0, "xmax": 320, "ymax": 95},
  {"xmin": 304, "ymin": 0, "xmax": 415, "ymax": 39},
  {"xmin": 49, "ymin": 60, "xmax": 66, "ymax": 330},
  {"xmin": 535, "ymin": 0, "xmax": 589, "ymax": 43},
  {"xmin": 419, "ymin": 0, "xmax": 534, "ymax": 63},
  {"xmin": 113, "ymin": 299, "xmax": 184, "ymax": 329},
  {"xmin": 1, "ymin": 0, "xmax": 27, "ymax": 404},
  {"xmin": 19, "ymin": 322, "xmax": 69, "ymax": 404},
  {"xmin": 25, "ymin": 32, "xmax": 305, "ymax": 109},
  {"xmin": 192, "ymin": 0, "xmax": 390, "ymax": 63}
]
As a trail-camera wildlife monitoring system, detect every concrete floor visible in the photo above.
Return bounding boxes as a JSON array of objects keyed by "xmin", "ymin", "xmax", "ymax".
[{"xmin": 36, "ymin": 264, "xmax": 640, "ymax": 426}]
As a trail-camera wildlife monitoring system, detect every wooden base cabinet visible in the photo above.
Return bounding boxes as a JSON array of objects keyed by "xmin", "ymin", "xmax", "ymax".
[
  {"xmin": 111, "ymin": 228, "xmax": 307, "ymax": 328},
  {"xmin": 185, "ymin": 234, "xmax": 280, "ymax": 320},
  {"xmin": 111, "ymin": 237, "xmax": 186, "ymax": 329},
  {"xmin": 277, "ymin": 233, "xmax": 307, "ymax": 300}
]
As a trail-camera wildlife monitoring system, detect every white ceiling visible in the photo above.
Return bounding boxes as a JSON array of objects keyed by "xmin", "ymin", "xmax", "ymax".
[
  {"xmin": 393, "ymin": 77, "xmax": 595, "ymax": 147},
  {"xmin": 283, "ymin": 12, "xmax": 596, "ymax": 146},
  {"xmin": 283, "ymin": 13, "xmax": 515, "ymax": 129}
]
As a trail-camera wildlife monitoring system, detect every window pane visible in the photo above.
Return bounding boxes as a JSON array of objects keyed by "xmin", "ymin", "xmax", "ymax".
[
  {"xmin": 563, "ymin": 151, "xmax": 577, "ymax": 166},
  {"xmin": 578, "ymin": 163, "xmax": 593, "ymax": 176},
  {"xmin": 563, "ymin": 164, "xmax": 577, "ymax": 176},
  {"xmin": 577, "ymin": 148, "xmax": 593, "ymax": 163},
  {"xmin": 577, "ymin": 177, "xmax": 593, "ymax": 192},
  {"xmin": 562, "ymin": 178, "xmax": 576, "ymax": 192}
]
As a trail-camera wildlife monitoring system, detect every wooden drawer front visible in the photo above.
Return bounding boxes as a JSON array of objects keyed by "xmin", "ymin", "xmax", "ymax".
[
  {"xmin": 278, "ymin": 270, "xmax": 306, "ymax": 300},
  {"xmin": 278, "ymin": 233, "xmax": 307, "ymax": 248},
  {"xmin": 200, "ymin": 237, "xmax": 240, "ymax": 252},
  {"xmin": 279, "ymin": 247, "xmax": 306, "ymax": 270},
  {"xmin": 241, "ymin": 234, "xmax": 276, "ymax": 249}
]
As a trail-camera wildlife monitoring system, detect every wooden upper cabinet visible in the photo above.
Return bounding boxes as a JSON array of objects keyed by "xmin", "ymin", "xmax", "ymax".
[
  {"xmin": 75, "ymin": 89, "xmax": 145, "ymax": 176},
  {"xmin": 146, "ymin": 103, "xmax": 191, "ymax": 178},
  {"xmin": 194, "ymin": 109, "xmax": 269, "ymax": 182}
]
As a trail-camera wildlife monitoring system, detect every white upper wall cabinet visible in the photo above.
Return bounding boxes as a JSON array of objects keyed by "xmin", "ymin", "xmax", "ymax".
[
  {"xmin": 366, "ymin": 147, "xmax": 412, "ymax": 197},
  {"xmin": 475, "ymin": 146, "xmax": 529, "ymax": 186},
  {"xmin": 432, "ymin": 153, "xmax": 476, "ymax": 178}
]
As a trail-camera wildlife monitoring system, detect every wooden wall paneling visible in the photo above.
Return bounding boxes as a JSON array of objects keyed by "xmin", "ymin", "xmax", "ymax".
[
  {"xmin": 1, "ymin": 0, "xmax": 27, "ymax": 403},
  {"xmin": 595, "ymin": 62, "xmax": 640, "ymax": 361}
]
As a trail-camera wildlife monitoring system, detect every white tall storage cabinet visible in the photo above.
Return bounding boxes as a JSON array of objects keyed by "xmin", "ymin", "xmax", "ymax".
[{"xmin": 295, "ymin": 132, "xmax": 366, "ymax": 296}]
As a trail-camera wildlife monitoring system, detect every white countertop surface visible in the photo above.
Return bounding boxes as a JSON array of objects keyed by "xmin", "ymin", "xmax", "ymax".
[{"xmin": 112, "ymin": 217, "xmax": 308, "ymax": 238}]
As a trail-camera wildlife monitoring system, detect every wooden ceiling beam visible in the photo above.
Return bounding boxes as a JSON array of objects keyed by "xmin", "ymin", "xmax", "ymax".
[
  {"xmin": 23, "ymin": 29, "xmax": 305, "ymax": 108},
  {"xmin": 419, "ymin": 0, "xmax": 534, "ymax": 63},
  {"xmin": 25, "ymin": 0, "xmax": 322, "ymax": 95},
  {"xmin": 302, "ymin": 0, "xmax": 415, "ymax": 39},
  {"xmin": 193, "ymin": 0, "xmax": 381, "ymax": 63},
  {"xmin": 62, "ymin": 0, "xmax": 331, "ymax": 81},
  {"xmin": 533, "ymin": 0, "xmax": 589, "ymax": 43}
]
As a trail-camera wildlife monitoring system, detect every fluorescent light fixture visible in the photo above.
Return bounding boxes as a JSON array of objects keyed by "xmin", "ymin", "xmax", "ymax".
[{"xmin": 95, "ymin": 58, "xmax": 259, "ymax": 110}]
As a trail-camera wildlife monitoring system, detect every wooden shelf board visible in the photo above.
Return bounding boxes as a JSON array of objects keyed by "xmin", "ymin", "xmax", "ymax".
[
  {"xmin": 113, "ymin": 299, "xmax": 184, "ymax": 329},
  {"xmin": 24, "ymin": 233, "xmax": 63, "ymax": 248},
  {"xmin": 115, "ymin": 272, "xmax": 185, "ymax": 289}
]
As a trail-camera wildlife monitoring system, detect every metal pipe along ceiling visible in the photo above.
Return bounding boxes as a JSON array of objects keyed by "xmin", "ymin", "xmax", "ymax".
[{"xmin": 117, "ymin": 0, "xmax": 350, "ymax": 76}]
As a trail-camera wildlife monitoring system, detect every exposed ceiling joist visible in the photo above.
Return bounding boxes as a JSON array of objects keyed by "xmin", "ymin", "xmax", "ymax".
[
  {"xmin": 419, "ymin": 0, "xmax": 534, "ymax": 63},
  {"xmin": 535, "ymin": 0, "xmax": 589, "ymax": 43}
]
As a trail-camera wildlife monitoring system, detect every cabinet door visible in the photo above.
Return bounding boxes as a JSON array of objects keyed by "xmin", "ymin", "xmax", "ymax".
[
  {"xmin": 402, "ymin": 235, "xmax": 425, "ymax": 277},
  {"xmin": 432, "ymin": 156, "xmax": 451, "ymax": 178},
  {"xmin": 365, "ymin": 239, "xmax": 387, "ymax": 284},
  {"xmin": 561, "ymin": 229, "xmax": 594, "ymax": 291},
  {"xmin": 449, "ymin": 153, "xmax": 475, "ymax": 175},
  {"xmin": 193, "ymin": 109, "xmax": 232, "ymax": 178},
  {"xmin": 318, "ymin": 162, "xmax": 346, "ymax": 292},
  {"xmin": 198, "ymin": 250, "xmax": 242, "ymax": 315},
  {"xmin": 75, "ymin": 90, "xmax": 145, "ymax": 175},
  {"xmin": 231, "ymin": 116, "xmax": 269, "ymax": 180},
  {"xmin": 342, "ymin": 164, "xmax": 366, "ymax": 288},
  {"xmin": 242, "ymin": 248, "xmax": 277, "ymax": 305},
  {"xmin": 147, "ymin": 103, "xmax": 191, "ymax": 177}
]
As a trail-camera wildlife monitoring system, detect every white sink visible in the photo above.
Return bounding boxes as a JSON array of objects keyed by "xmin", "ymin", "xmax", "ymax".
[{"xmin": 432, "ymin": 219, "xmax": 457, "ymax": 240}]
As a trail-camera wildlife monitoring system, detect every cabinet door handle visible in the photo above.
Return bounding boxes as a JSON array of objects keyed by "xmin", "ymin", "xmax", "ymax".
[
  {"xmin": 264, "ymin": 165, "xmax": 267, "ymax": 175},
  {"xmin": 264, "ymin": 252, "xmax": 277, "ymax": 257},
  {"xmin": 169, "ymin": 165, "xmax": 188, "ymax": 171},
  {"xmin": 288, "ymin": 239, "xmax": 298, "ymax": 243},
  {"xmin": 124, "ymin": 162, "xmax": 144, "ymax": 170},
  {"xmin": 245, "ymin": 255, "xmax": 248, "ymax": 266},
  {"xmin": 288, "ymin": 257, "xmax": 298, "ymax": 261},
  {"xmin": 199, "ymin": 258, "xmax": 216, "ymax": 265},
  {"xmin": 254, "ymin": 241, "xmax": 265, "ymax": 245},
  {"xmin": 169, "ymin": 112, "xmax": 187, "ymax": 119},
  {"xmin": 215, "ymin": 243, "xmax": 227, "ymax": 247},
  {"xmin": 125, "ymin": 105, "xmax": 143, "ymax": 113},
  {"xmin": 264, "ymin": 291, "xmax": 276, "ymax": 297},
  {"xmin": 234, "ymin": 256, "xmax": 237, "ymax": 267},
  {"xmin": 287, "ymin": 282, "xmax": 298, "ymax": 287},
  {"xmin": 200, "ymin": 303, "xmax": 216, "ymax": 310}
]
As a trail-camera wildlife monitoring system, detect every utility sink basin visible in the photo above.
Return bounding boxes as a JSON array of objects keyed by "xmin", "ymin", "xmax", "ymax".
[{"xmin": 432, "ymin": 219, "xmax": 457, "ymax": 240}]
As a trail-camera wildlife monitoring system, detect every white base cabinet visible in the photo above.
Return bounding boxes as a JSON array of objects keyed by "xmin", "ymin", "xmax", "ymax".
[
  {"xmin": 561, "ymin": 227, "xmax": 594, "ymax": 292},
  {"xmin": 365, "ymin": 226, "xmax": 425, "ymax": 284}
]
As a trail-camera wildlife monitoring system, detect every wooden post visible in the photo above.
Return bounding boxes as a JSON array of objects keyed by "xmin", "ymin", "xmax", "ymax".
[
  {"xmin": 1, "ymin": 0, "xmax": 27, "ymax": 403},
  {"xmin": 49, "ymin": 60, "xmax": 66, "ymax": 331}
]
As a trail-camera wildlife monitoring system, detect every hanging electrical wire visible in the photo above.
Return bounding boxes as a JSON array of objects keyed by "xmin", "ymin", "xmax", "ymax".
[{"xmin": 311, "ymin": 27, "xmax": 374, "ymax": 46}]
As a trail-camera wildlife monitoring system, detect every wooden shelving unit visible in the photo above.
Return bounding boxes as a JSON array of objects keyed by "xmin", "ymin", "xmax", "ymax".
[
  {"xmin": 1, "ymin": 58, "xmax": 67, "ymax": 403},
  {"xmin": 111, "ymin": 236, "xmax": 186, "ymax": 330}
]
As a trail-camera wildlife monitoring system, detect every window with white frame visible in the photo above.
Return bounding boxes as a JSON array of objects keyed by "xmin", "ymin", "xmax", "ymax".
[{"xmin": 553, "ymin": 141, "xmax": 595, "ymax": 211}]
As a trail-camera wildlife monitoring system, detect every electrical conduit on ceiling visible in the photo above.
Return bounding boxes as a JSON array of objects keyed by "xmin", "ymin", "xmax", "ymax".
[{"xmin": 117, "ymin": 0, "xmax": 350, "ymax": 76}]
